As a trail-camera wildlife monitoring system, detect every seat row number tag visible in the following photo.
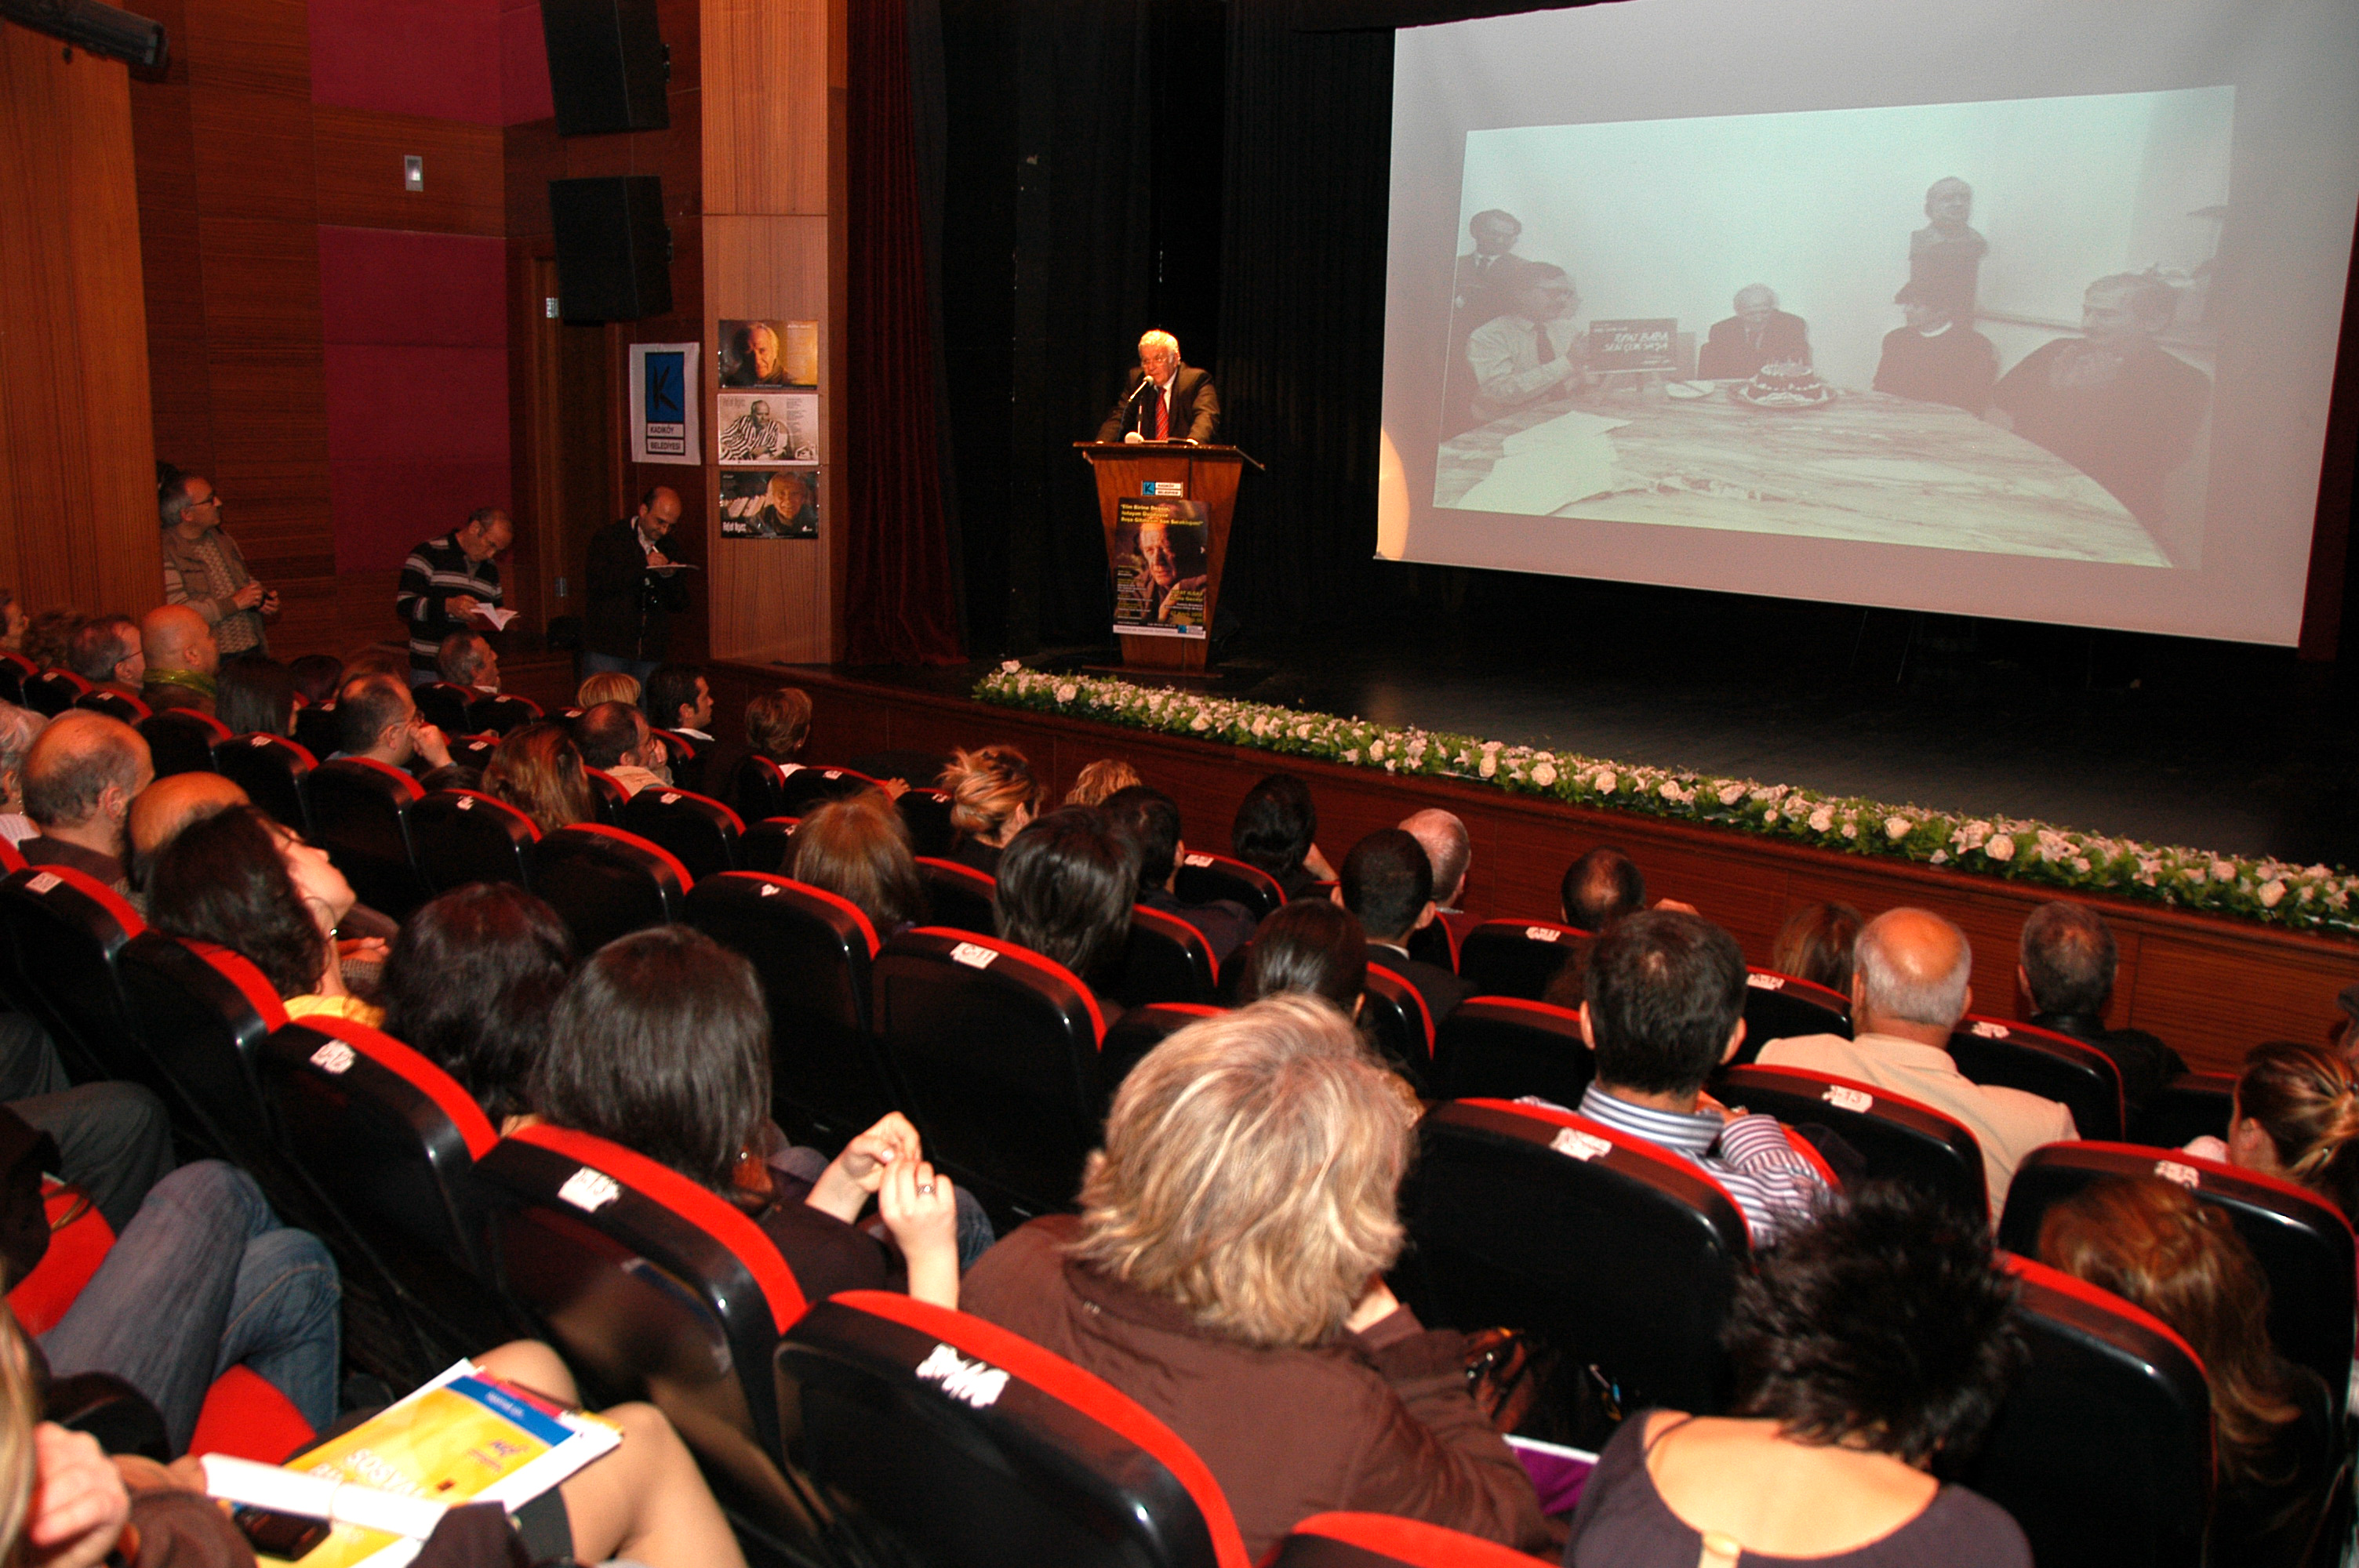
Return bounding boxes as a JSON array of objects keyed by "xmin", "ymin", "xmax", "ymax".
[
  {"xmin": 559, "ymin": 1167, "xmax": 622, "ymax": 1213},
  {"xmin": 1526, "ymin": 927, "xmax": 1560, "ymax": 942},
  {"xmin": 1747, "ymin": 973, "xmax": 1785, "ymax": 990},
  {"xmin": 951, "ymin": 943, "xmax": 998, "ymax": 970},
  {"xmin": 916, "ymin": 1342, "xmax": 1009, "ymax": 1408},
  {"xmin": 2152, "ymin": 1160, "xmax": 2201, "ymax": 1189},
  {"xmin": 1550, "ymin": 1127, "xmax": 1612, "ymax": 1161},
  {"xmin": 1821, "ymin": 1086, "xmax": 1873, "ymax": 1112},
  {"xmin": 309, "ymin": 1042, "xmax": 356, "ymax": 1075}
]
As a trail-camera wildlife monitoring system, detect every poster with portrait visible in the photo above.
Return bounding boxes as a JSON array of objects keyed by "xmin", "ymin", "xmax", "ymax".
[
  {"xmin": 715, "ymin": 391, "xmax": 817, "ymax": 463},
  {"xmin": 627, "ymin": 342, "xmax": 700, "ymax": 465},
  {"xmin": 719, "ymin": 467, "xmax": 819, "ymax": 539},
  {"xmin": 717, "ymin": 320, "xmax": 819, "ymax": 388},
  {"xmin": 1112, "ymin": 497, "xmax": 1208, "ymax": 637}
]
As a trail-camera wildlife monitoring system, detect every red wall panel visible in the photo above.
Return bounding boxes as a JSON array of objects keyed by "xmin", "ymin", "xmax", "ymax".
[
  {"xmin": 500, "ymin": 1, "xmax": 553, "ymax": 126},
  {"xmin": 309, "ymin": 0, "xmax": 502, "ymax": 124}
]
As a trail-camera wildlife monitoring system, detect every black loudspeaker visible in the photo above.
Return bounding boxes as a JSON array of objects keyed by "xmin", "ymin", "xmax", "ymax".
[
  {"xmin": 540, "ymin": 0, "xmax": 668, "ymax": 136},
  {"xmin": 549, "ymin": 176, "xmax": 674, "ymax": 323}
]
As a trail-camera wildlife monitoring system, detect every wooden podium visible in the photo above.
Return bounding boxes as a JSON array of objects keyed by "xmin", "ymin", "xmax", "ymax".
[{"xmin": 1074, "ymin": 441, "xmax": 1247, "ymax": 673}]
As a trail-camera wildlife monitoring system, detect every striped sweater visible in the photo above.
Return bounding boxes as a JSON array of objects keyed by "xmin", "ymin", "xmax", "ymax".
[{"xmin": 394, "ymin": 533, "xmax": 502, "ymax": 673}]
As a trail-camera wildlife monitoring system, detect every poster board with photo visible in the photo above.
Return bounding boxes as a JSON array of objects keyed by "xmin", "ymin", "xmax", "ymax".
[
  {"xmin": 716, "ymin": 391, "xmax": 818, "ymax": 463},
  {"xmin": 720, "ymin": 467, "xmax": 819, "ymax": 539},
  {"xmin": 1112, "ymin": 496, "xmax": 1209, "ymax": 637},
  {"xmin": 717, "ymin": 319, "xmax": 820, "ymax": 389}
]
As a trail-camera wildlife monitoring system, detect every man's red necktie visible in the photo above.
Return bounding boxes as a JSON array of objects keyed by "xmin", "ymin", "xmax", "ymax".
[{"xmin": 1155, "ymin": 386, "xmax": 1169, "ymax": 440}]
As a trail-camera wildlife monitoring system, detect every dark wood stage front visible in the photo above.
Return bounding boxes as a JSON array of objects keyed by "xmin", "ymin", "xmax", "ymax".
[{"xmin": 711, "ymin": 641, "xmax": 2359, "ymax": 1077}]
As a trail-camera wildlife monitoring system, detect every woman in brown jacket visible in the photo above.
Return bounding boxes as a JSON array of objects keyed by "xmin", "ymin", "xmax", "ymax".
[{"xmin": 960, "ymin": 995, "xmax": 1547, "ymax": 1559}]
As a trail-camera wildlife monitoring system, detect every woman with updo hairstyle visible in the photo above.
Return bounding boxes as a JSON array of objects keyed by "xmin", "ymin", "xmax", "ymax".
[
  {"xmin": 483, "ymin": 720, "xmax": 598, "ymax": 835},
  {"xmin": 2039, "ymin": 1176, "xmax": 2334, "ymax": 1565},
  {"xmin": 379, "ymin": 883, "xmax": 574, "ymax": 1129},
  {"xmin": 1237, "ymin": 898, "xmax": 1368, "ymax": 1017},
  {"xmin": 961, "ymin": 995, "xmax": 1546, "ymax": 1559},
  {"xmin": 1063, "ymin": 757, "xmax": 1140, "ymax": 808},
  {"xmin": 938, "ymin": 743, "xmax": 1038, "ymax": 875},
  {"xmin": 787, "ymin": 793, "xmax": 928, "ymax": 935},
  {"xmin": 2187, "ymin": 1040, "xmax": 2359, "ymax": 1227},
  {"xmin": 993, "ymin": 807, "xmax": 1137, "ymax": 994},
  {"xmin": 1568, "ymin": 1182, "xmax": 2030, "ymax": 1566},
  {"xmin": 1230, "ymin": 771, "xmax": 1336, "ymax": 900},
  {"xmin": 743, "ymin": 685, "xmax": 814, "ymax": 763},
  {"xmin": 1769, "ymin": 900, "xmax": 1863, "ymax": 993}
]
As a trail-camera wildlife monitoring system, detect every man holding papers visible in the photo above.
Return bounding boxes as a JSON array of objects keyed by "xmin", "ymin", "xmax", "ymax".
[
  {"xmin": 583, "ymin": 487, "xmax": 695, "ymax": 684},
  {"xmin": 1465, "ymin": 263, "xmax": 1587, "ymax": 425}
]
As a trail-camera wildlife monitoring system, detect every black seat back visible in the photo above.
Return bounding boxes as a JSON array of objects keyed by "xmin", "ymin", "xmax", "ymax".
[
  {"xmin": 1100, "ymin": 1003, "xmax": 1222, "ymax": 1105},
  {"xmin": 685, "ymin": 873, "xmax": 895, "ymax": 1145},
  {"xmin": 407, "ymin": 789, "xmax": 540, "ymax": 893},
  {"xmin": 1998, "ymin": 1142, "xmax": 2357, "ymax": 1421},
  {"xmin": 1395, "ymin": 1099, "xmax": 1748, "ymax": 1421},
  {"xmin": 872, "ymin": 929, "xmax": 1107, "ymax": 1227},
  {"xmin": 1716, "ymin": 1063, "xmax": 1986, "ymax": 1227},
  {"xmin": 24, "ymin": 670, "xmax": 89, "ymax": 716},
  {"xmin": 213, "ymin": 733, "xmax": 315, "ymax": 833},
  {"xmin": 1361, "ymin": 964, "xmax": 1434, "ymax": 1091},
  {"xmin": 1432, "ymin": 996, "xmax": 1593, "ymax": 1107},
  {"xmin": 773, "ymin": 1291, "xmax": 1250, "ymax": 1568},
  {"xmin": 777, "ymin": 764, "xmax": 878, "ymax": 816},
  {"xmin": 1950, "ymin": 1014, "xmax": 2125, "ymax": 1142},
  {"xmin": 528, "ymin": 825, "xmax": 689, "ymax": 953},
  {"xmin": 292, "ymin": 702, "xmax": 340, "ymax": 760},
  {"xmin": 1172, "ymin": 851, "xmax": 1282, "ymax": 921},
  {"xmin": 1961, "ymin": 1257, "xmax": 2213, "ymax": 1568},
  {"xmin": 914, "ymin": 856, "xmax": 996, "ymax": 935},
  {"xmin": 620, "ymin": 786, "xmax": 743, "ymax": 884},
  {"xmin": 139, "ymin": 710, "xmax": 231, "ymax": 779},
  {"xmin": 467, "ymin": 694, "xmax": 543, "ymax": 736},
  {"xmin": 729, "ymin": 755, "xmax": 788, "ymax": 822},
  {"xmin": 413, "ymin": 683, "xmax": 474, "ymax": 734},
  {"xmin": 736, "ymin": 816, "xmax": 800, "ymax": 874},
  {"xmin": 2128, "ymin": 1072, "xmax": 2235, "ymax": 1149},
  {"xmin": 0, "ymin": 866, "xmax": 151, "ymax": 1084},
  {"xmin": 1456, "ymin": 920, "xmax": 1588, "ymax": 1001},
  {"xmin": 896, "ymin": 788, "xmax": 956, "ymax": 858},
  {"xmin": 306, "ymin": 757, "xmax": 428, "ymax": 918},
  {"xmin": 1734, "ymin": 970, "xmax": 1852, "ymax": 1062},
  {"xmin": 1103, "ymin": 906, "xmax": 1217, "ymax": 1009}
]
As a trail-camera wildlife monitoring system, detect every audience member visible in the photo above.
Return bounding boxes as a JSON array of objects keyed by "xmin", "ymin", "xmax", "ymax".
[
  {"xmin": 147, "ymin": 804, "xmax": 381, "ymax": 1025},
  {"xmin": 214, "ymin": 656, "xmax": 296, "ymax": 738},
  {"xmin": 1235, "ymin": 899, "xmax": 1369, "ymax": 1018},
  {"xmin": 0, "ymin": 703, "xmax": 42, "ymax": 847},
  {"xmin": 743, "ymin": 686, "xmax": 812, "ymax": 764},
  {"xmin": 21, "ymin": 711, "xmax": 151, "ymax": 894},
  {"xmin": 2018, "ymin": 900, "xmax": 2186, "ymax": 1107},
  {"xmin": 2184, "ymin": 1040, "xmax": 2359, "ymax": 1227},
  {"xmin": 645, "ymin": 663, "xmax": 724, "ymax": 792},
  {"xmin": 1770, "ymin": 900, "xmax": 1864, "ymax": 993},
  {"xmin": 397, "ymin": 506, "xmax": 511, "ymax": 681},
  {"xmin": 1338, "ymin": 828, "xmax": 1466, "ymax": 1021},
  {"xmin": 1567, "ymin": 1184, "xmax": 2028, "ymax": 1566},
  {"xmin": 787, "ymin": 794, "xmax": 928, "ymax": 936},
  {"xmin": 436, "ymin": 631, "xmax": 500, "ymax": 695},
  {"xmin": 6, "ymin": 1080, "xmax": 173, "ymax": 1240},
  {"xmin": 1231, "ymin": 771, "xmax": 1336, "ymax": 900},
  {"xmin": 2040, "ymin": 1178, "xmax": 2332, "ymax": 1566},
  {"xmin": 1101, "ymin": 784, "xmax": 1255, "ymax": 964},
  {"xmin": 20, "ymin": 612, "xmax": 80, "ymax": 674},
  {"xmin": 1398, "ymin": 808, "xmax": 1472, "ymax": 916},
  {"xmin": 994, "ymin": 808, "xmax": 1138, "ymax": 996},
  {"xmin": 1570, "ymin": 909, "xmax": 1831, "ymax": 1243},
  {"xmin": 334, "ymin": 672, "xmax": 453, "ymax": 775},
  {"xmin": 135, "ymin": 606, "xmax": 218, "ymax": 716},
  {"xmin": 0, "ymin": 590, "xmax": 23, "ymax": 653},
  {"xmin": 1064, "ymin": 758, "xmax": 1141, "ymax": 808},
  {"xmin": 2338, "ymin": 985, "xmax": 2359, "ymax": 1063},
  {"xmin": 159, "ymin": 469, "xmax": 273, "ymax": 655},
  {"xmin": 1561, "ymin": 844, "xmax": 1646, "ymax": 931},
  {"xmin": 577, "ymin": 701, "xmax": 667, "ymax": 797},
  {"xmin": 575, "ymin": 670, "xmax": 641, "ymax": 710},
  {"xmin": 286, "ymin": 653, "xmax": 344, "ymax": 710},
  {"xmin": 939, "ymin": 744, "xmax": 1038, "ymax": 875},
  {"xmin": 380, "ymin": 884, "xmax": 574, "ymax": 1130},
  {"xmin": 483, "ymin": 720, "xmax": 598, "ymax": 834},
  {"xmin": 65, "ymin": 616, "xmax": 143, "ymax": 696},
  {"xmin": 125, "ymin": 769, "xmax": 246, "ymax": 890},
  {"xmin": 961, "ymin": 996, "xmax": 1547, "ymax": 1559},
  {"xmin": 1761, "ymin": 909, "xmax": 2075, "ymax": 1210},
  {"xmin": 533, "ymin": 927, "xmax": 959, "ymax": 1307}
]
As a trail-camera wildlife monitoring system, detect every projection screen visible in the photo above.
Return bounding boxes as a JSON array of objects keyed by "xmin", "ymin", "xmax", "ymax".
[{"xmin": 1379, "ymin": 0, "xmax": 2359, "ymax": 644}]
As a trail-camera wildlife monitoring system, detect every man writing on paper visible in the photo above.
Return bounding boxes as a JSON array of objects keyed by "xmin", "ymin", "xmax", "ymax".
[
  {"xmin": 584, "ymin": 486, "xmax": 694, "ymax": 684},
  {"xmin": 1098, "ymin": 330, "xmax": 1219, "ymax": 445}
]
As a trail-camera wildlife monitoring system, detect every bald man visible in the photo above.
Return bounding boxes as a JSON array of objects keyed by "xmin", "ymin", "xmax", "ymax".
[
  {"xmin": 1759, "ymin": 907, "xmax": 2074, "ymax": 1212},
  {"xmin": 583, "ymin": 486, "xmax": 692, "ymax": 684},
  {"xmin": 1398, "ymin": 808, "xmax": 1471, "ymax": 913},
  {"xmin": 20, "ymin": 712, "xmax": 153, "ymax": 894},
  {"xmin": 128, "ymin": 771, "xmax": 246, "ymax": 886},
  {"xmin": 140, "ymin": 604, "xmax": 221, "ymax": 716}
]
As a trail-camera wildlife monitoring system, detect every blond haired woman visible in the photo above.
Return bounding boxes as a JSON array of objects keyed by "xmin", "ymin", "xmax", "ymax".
[
  {"xmin": 961, "ymin": 996, "xmax": 1546, "ymax": 1559},
  {"xmin": 937, "ymin": 743, "xmax": 1037, "ymax": 875}
]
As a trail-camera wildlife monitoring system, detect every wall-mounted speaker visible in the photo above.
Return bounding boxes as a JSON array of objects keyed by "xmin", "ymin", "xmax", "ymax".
[
  {"xmin": 549, "ymin": 176, "xmax": 673, "ymax": 323},
  {"xmin": 540, "ymin": 0, "xmax": 669, "ymax": 136}
]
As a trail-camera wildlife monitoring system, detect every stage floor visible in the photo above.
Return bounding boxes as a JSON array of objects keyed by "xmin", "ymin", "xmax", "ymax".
[{"xmin": 791, "ymin": 586, "xmax": 2358, "ymax": 869}]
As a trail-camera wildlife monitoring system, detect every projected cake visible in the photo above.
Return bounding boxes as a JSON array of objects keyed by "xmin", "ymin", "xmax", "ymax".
[{"xmin": 1735, "ymin": 361, "xmax": 1834, "ymax": 408}]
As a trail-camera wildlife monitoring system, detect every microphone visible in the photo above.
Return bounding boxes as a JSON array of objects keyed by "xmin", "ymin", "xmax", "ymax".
[{"xmin": 1122, "ymin": 375, "xmax": 1155, "ymax": 408}]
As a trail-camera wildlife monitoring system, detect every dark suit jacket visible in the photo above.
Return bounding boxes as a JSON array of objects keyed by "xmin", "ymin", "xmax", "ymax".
[
  {"xmin": 2030, "ymin": 1011, "xmax": 2188, "ymax": 1110},
  {"xmin": 1697, "ymin": 310, "xmax": 1811, "ymax": 380},
  {"xmin": 1098, "ymin": 365, "xmax": 1220, "ymax": 444},
  {"xmin": 583, "ymin": 518, "xmax": 692, "ymax": 662},
  {"xmin": 1371, "ymin": 943, "xmax": 1467, "ymax": 1024}
]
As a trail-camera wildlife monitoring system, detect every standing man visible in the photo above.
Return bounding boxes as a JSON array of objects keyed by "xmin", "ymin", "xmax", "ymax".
[
  {"xmin": 584, "ymin": 487, "xmax": 693, "ymax": 687},
  {"xmin": 1697, "ymin": 285, "xmax": 1811, "ymax": 380},
  {"xmin": 396, "ymin": 508, "xmax": 511, "ymax": 684},
  {"xmin": 1910, "ymin": 176, "xmax": 1987, "ymax": 305},
  {"xmin": 1097, "ymin": 331, "xmax": 1219, "ymax": 445},
  {"xmin": 1445, "ymin": 210, "xmax": 1523, "ymax": 435},
  {"xmin": 159, "ymin": 473, "xmax": 275, "ymax": 658}
]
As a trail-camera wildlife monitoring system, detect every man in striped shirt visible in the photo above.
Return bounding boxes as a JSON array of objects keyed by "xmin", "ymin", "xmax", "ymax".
[
  {"xmin": 395, "ymin": 509, "xmax": 511, "ymax": 682},
  {"xmin": 1560, "ymin": 909, "xmax": 1831, "ymax": 1243}
]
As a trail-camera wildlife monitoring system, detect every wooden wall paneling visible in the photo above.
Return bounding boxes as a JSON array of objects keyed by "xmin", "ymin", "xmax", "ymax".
[
  {"xmin": 311, "ymin": 107, "xmax": 503, "ymax": 236},
  {"xmin": 726, "ymin": 664, "xmax": 2359, "ymax": 1076},
  {"xmin": 0, "ymin": 31, "xmax": 162, "ymax": 616},
  {"xmin": 699, "ymin": 0, "xmax": 827, "ymax": 216}
]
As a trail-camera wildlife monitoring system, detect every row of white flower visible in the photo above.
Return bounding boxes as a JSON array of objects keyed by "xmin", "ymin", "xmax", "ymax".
[{"xmin": 975, "ymin": 663, "xmax": 2359, "ymax": 937}]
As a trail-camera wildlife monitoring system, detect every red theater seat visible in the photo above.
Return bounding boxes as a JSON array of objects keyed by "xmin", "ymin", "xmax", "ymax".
[
  {"xmin": 139, "ymin": 708, "xmax": 231, "ymax": 778},
  {"xmin": 1100, "ymin": 1002, "xmax": 1221, "ymax": 1102},
  {"xmin": 1267, "ymin": 1512, "xmax": 1542, "ymax": 1567},
  {"xmin": 1432, "ymin": 994, "xmax": 1594, "ymax": 1106},
  {"xmin": 529, "ymin": 824, "xmax": 689, "ymax": 953},
  {"xmin": 728, "ymin": 754, "xmax": 789, "ymax": 822},
  {"xmin": 774, "ymin": 1290, "xmax": 1249, "ymax": 1568},
  {"xmin": 0, "ymin": 865, "xmax": 152, "ymax": 1087},
  {"xmin": 412, "ymin": 682, "xmax": 475, "ymax": 735},
  {"xmin": 620, "ymin": 785, "xmax": 743, "ymax": 883},
  {"xmin": 776, "ymin": 763, "xmax": 879, "ymax": 816},
  {"xmin": 2128, "ymin": 1070, "xmax": 2235, "ymax": 1149},
  {"xmin": 213, "ymin": 732, "xmax": 315, "ymax": 833},
  {"xmin": 74, "ymin": 688, "xmax": 148, "ymax": 724},
  {"xmin": 896, "ymin": 786, "xmax": 957, "ymax": 858},
  {"xmin": 1361, "ymin": 963, "xmax": 1435, "ymax": 1090},
  {"xmin": 305, "ymin": 757, "xmax": 428, "ymax": 919},
  {"xmin": 408, "ymin": 788, "xmax": 539, "ymax": 892},
  {"xmin": 914, "ymin": 855, "xmax": 996, "ymax": 935},
  {"xmin": 1716, "ymin": 1062, "xmax": 1986, "ymax": 1227},
  {"xmin": 1172, "ymin": 851, "xmax": 1283, "ymax": 920},
  {"xmin": 1949, "ymin": 1013, "xmax": 2125, "ymax": 1142},
  {"xmin": 467, "ymin": 693, "xmax": 543, "ymax": 736},
  {"xmin": 22, "ymin": 669, "xmax": 89, "ymax": 717},
  {"xmin": 1105, "ymin": 905, "xmax": 1218, "ymax": 1009},
  {"xmin": 1735, "ymin": 968, "xmax": 1852, "ymax": 1062},
  {"xmin": 735, "ymin": 815, "xmax": 800, "ymax": 874},
  {"xmin": 1457, "ymin": 919, "xmax": 1589, "ymax": 1001}
]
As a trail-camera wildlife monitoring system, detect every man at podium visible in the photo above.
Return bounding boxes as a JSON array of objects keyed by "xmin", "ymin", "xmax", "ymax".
[{"xmin": 1098, "ymin": 329, "xmax": 1220, "ymax": 444}]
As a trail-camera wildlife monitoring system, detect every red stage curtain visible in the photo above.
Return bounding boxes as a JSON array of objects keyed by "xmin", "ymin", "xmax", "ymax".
[{"xmin": 844, "ymin": 0, "xmax": 965, "ymax": 665}]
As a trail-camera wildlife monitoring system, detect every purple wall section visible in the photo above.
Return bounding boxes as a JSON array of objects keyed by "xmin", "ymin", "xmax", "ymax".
[{"xmin": 319, "ymin": 227, "xmax": 510, "ymax": 573}]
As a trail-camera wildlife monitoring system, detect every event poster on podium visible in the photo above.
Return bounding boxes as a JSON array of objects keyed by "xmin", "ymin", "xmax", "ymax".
[{"xmin": 1113, "ymin": 497, "xmax": 1209, "ymax": 637}]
